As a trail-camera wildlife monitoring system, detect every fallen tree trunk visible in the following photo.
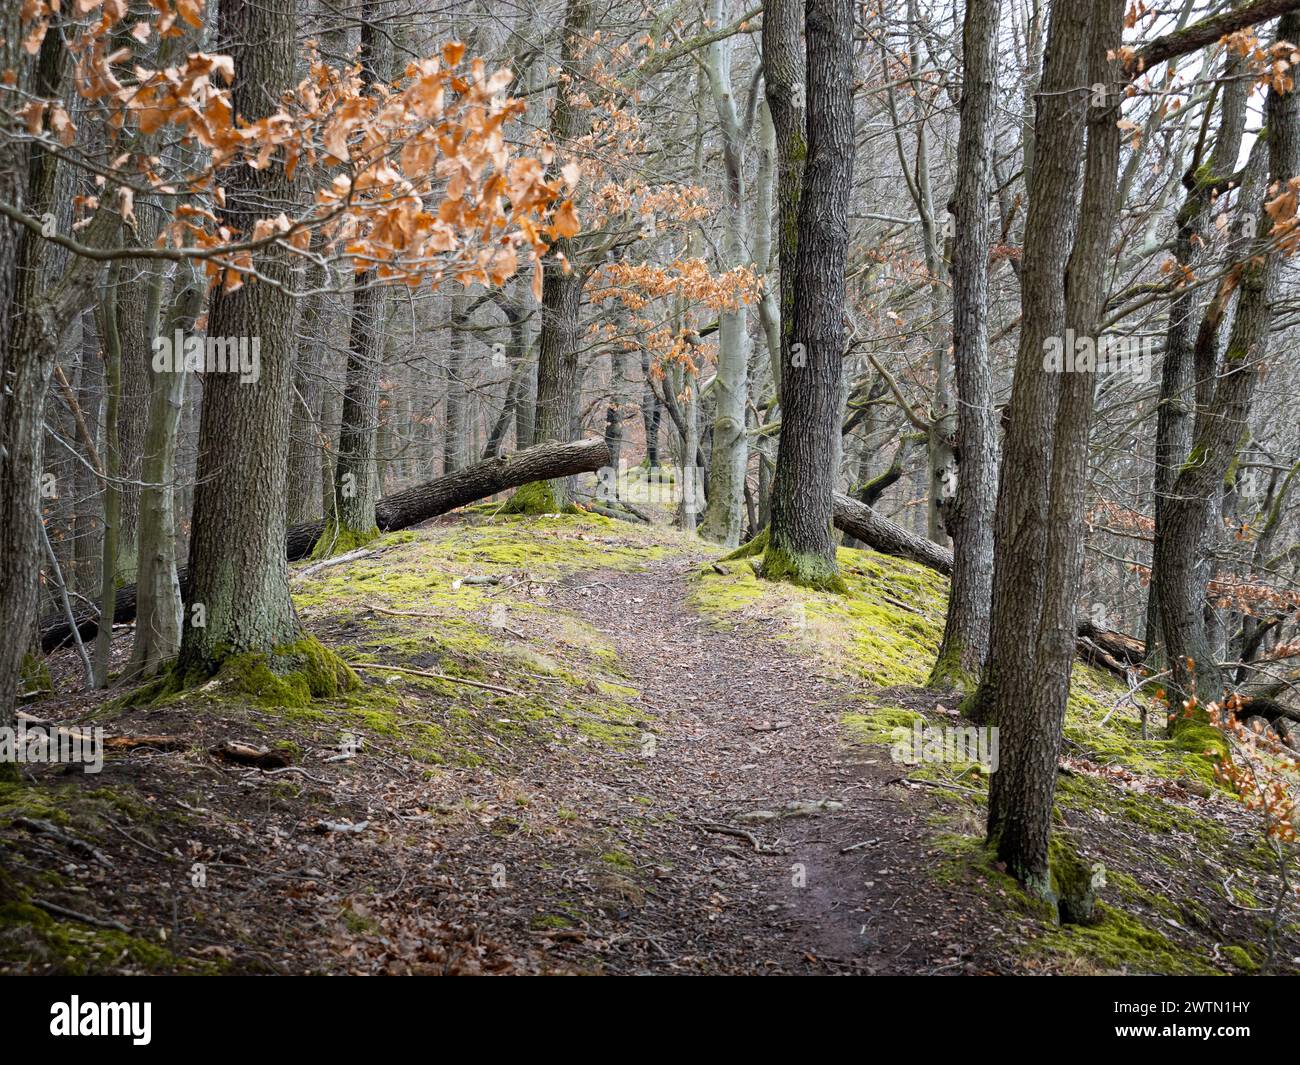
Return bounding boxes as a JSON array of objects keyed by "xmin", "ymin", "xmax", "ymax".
[
  {"xmin": 832, "ymin": 492, "xmax": 1146, "ymax": 671},
  {"xmin": 832, "ymin": 492, "xmax": 954, "ymax": 575},
  {"xmin": 41, "ymin": 438, "xmax": 612, "ymax": 651}
]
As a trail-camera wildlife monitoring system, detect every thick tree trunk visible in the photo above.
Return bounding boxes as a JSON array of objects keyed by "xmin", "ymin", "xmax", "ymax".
[
  {"xmin": 176, "ymin": 0, "xmax": 305, "ymax": 675},
  {"xmin": 518, "ymin": 0, "xmax": 590, "ymax": 512},
  {"xmin": 762, "ymin": 0, "xmax": 855, "ymax": 591},
  {"xmin": 967, "ymin": 0, "xmax": 1093, "ymax": 730},
  {"xmin": 42, "ymin": 438, "xmax": 612, "ymax": 651},
  {"xmin": 929, "ymin": 0, "xmax": 1001, "ymax": 691}
]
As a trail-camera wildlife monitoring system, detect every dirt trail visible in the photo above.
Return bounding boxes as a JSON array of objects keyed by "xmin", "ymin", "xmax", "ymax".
[{"xmin": 545, "ymin": 556, "xmax": 1008, "ymax": 974}]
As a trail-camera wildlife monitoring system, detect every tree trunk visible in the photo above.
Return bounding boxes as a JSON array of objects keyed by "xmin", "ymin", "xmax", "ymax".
[
  {"xmin": 1143, "ymin": 52, "xmax": 1249, "ymax": 661},
  {"xmin": 698, "ymin": 0, "xmax": 753, "ymax": 548},
  {"xmin": 929, "ymin": 0, "xmax": 1001, "ymax": 691},
  {"xmin": 1154, "ymin": 13, "xmax": 1300, "ymax": 718},
  {"xmin": 762, "ymin": 0, "xmax": 855, "ymax": 591},
  {"xmin": 320, "ymin": 5, "xmax": 393, "ymax": 554},
  {"xmin": 986, "ymin": 0, "xmax": 1126, "ymax": 901},
  {"xmin": 92, "ymin": 269, "xmax": 124, "ymax": 687},
  {"xmin": 966, "ymin": 0, "xmax": 1093, "ymax": 729},
  {"xmin": 176, "ymin": 0, "xmax": 307, "ymax": 676},
  {"xmin": 127, "ymin": 273, "xmax": 203, "ymax": 680},
  {"xmin": 517, "ymin": 0, "xmax": 591, "ymax": 513}
]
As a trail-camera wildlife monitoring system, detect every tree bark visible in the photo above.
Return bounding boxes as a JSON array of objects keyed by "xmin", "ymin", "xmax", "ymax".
[
  {"xmin": 1154, "ymin": 11, "xmax": 1300, "ymax": 719},
  {"xmin": 986, "ymin": 0, "xmax": 1126, "ymax": 899},
  {"xmin": 127, "ymin": 273, "xmax": 203, "ymax": 679},
  {"xmin": 321, "ymin": 4, "xmax": 393, "ymax": 552},
  {"xmin": 698, "ymin": 0, "xmax": 753, "ymax": 548},
  {"xmin": 929, "ymin": 0, "xmax": 1001, "ymax": 690},
  {"xmin": 176, "ymin": 0, "xmax": 305, "ymax": 674},
  {"xmin": 762, "ymin": 0, "xmax": 855, "ymax": 591},
  {"xmin": 1143, "ymin": 51, "xmax": 1249, "ymax": 660}
]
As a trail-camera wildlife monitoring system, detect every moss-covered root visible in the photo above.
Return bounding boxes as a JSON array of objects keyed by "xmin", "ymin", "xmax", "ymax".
[
  {"xmin": 759, "ymin": 534, "xmax": 848, "ymax": 595},
  {"xmin": 719, "ymin": 526, "xmax": 769, "ymax": 561},
  {"xmin": 926, "ymin": 639, "xmax": 979, "ymax": 693},
  {"xmin": 502, "ymin": 479, "xmax": 559, "ymax": 515},
  {"xmin": 308, "ymin": 519, "xmax": 380, "ymax": 561},
  {"xmin": 131, "ymin": 635, "xmax": 360, "ymax": 709},
  {"xmin": 20, "ymin": 653, "xmax": 54, "ymax": 697},
  {"xmin": 1050, "ymin": 835, "xmax": 1104, "ymax": 926}
]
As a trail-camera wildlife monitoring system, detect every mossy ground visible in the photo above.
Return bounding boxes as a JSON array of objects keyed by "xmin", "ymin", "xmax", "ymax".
[
  {"xmin": 13, "ymin": 511, "xmax": 1293, "ymax": 973},
  {"xmin": 0, "ymin": 780, "xmax": 213, "ymax": 974}
]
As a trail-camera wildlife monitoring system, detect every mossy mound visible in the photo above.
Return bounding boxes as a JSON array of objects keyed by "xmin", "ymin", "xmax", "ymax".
[
  {"xmin": 694, "ymin": 545, "xmax": 949, "ymax": 687},
  {"xmin": 128, "ymin": 636, "xmax": 359, "ymax": 710},
  {"xmin": 308, "ymin": 520, "xmax": 381, "ymax": 561},
  {"xmin": 502, "ymin": 479, "xmax": 560, "ymax": 515},
  {"xmin": 842, "ymin": 705, "xmax": 925, "ymax": 745},
  {"xmin": 285, "ymin": 513, "xmax": 695, "ymax": 768}
]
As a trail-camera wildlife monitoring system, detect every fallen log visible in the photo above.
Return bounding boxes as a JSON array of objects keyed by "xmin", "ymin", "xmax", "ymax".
[
  {"xmin": 832, "ymin": 491, "xmax": 1146, "ymax": 672},
  {"xmin": 832, "ymin": 492, "xmax": 954, "ymax": 575},
  {"xmin": 41, "ymin": 438, "xmax": 612, "ymax": 652}
]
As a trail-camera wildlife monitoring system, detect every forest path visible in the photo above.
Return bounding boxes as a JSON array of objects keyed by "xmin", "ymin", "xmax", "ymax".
[{"xmin": 544, "ymin": 554, "xmax": 1004, "ymax": 974}]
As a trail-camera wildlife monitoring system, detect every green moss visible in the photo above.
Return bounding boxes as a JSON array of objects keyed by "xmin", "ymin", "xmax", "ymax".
[
  {"xmin": 1170, "ymin": 722, "xmax": 1230, "ymax": 763},
  {"xmin": 502, "ymin": 479, "xmax": 559, "ymax": 515},
  {"xmin": 308, "ymin": 520, "xmax": 380, "ymax": 561},
  {"xmin": 842, "ymin": 706, "xmax": 925, "ymax": 746},
  {"xmin": 931, "ymin": 832, "xmax": 1217, "ymax": 974},
  {"xmin": 693, "ymin": 545, "xmax": 949, "ymax": 687},
  {"xmin": 599, "ymin": 849, "xmax": 635, "ymax": 869},
  {"xmin": 1220, "ymin": 944, "xmax": 1261, "ymax": 972},
  {"xmin": 760, "ymin": 542, "xmax": 849, "ymax": 594},
  {"xmin": 720, "ymin": 527, "xmax": 769, "ymax": 560},
  {"xmin": 20, "ymin": 653, "xmax": 53, "ymax": 696},
  {"xmin": 1049, "ymin": 834, "xmax": 1101, "ymax": 925},
  {"xmin": 1037, "ymin": 903, "xmax": 1219, "ymax": 975},
  {"xmin": 126, "ymin": 635, "xmax": 360, "ymax": 711},
  {"xmin": 0, "ymin": 899, "xmax": 203, "ymax": 974},
  {"xmin": 926, "ymin": 639, "xmax": 978, "ymax": 692},
  {"xmin": 529, "ymin": 913, "xmax": 572, "ymax": 930},
  {"xmin": 1179, "ymin": 442, "xmax": 1208, "ymax": 475}
]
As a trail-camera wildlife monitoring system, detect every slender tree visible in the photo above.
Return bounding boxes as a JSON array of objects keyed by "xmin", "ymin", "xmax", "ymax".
[{"xmin": 928, "ymin": 0, "xmax": 1001, "ymax": 690}]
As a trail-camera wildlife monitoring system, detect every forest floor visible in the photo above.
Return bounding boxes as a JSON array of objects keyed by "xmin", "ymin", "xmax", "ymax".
[{"xmin": 3, "ymin": 507, "xmax": 1297, "ymax": 974}]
